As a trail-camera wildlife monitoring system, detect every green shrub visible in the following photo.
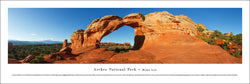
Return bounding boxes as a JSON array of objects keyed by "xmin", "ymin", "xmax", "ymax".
[
  {"xmin": 29, "ymin": 54, "xmax": 46, "ymax": 63},
  {"xmin": 100, "ymin": 45, "xmax": 133, "ymax": 53},
  {"xmin": 198, "ymin": 26, "xmax": 205, "ymax": 32},
  {"xmin": 200, "ymin": 37, "xmax": 217, "ymax": 45},
  {"xmin": 209, "ymin": 39, "xmax": 217, "ymax": 45},
  {"xmin": 138, "ymin": 12, "xmax": 142, "ymax": 15},
  {"xmin": 210, "ymin": 30, "xmax": 225, "ymax": 39},
  {"xmin": 232, "ymin": 51, "xmax": 241, "ymax": 58},
  {"xmin": 232, "ymin": 34, "xmax": 242, "ymax": 45},
  {"xmin": 197, "ymin": 29, "xmax": 242, "ymax": 57},
  {"xmin": 8, "ymin": 54, "xmax": 15, "ymax": 59},
  {"xmin": 220, "ymin": 42, "xmax": 229, "ymax": 51},
  {"xmin": 119, "ymin": 51, "xmax": 125, "ymax": 53}
]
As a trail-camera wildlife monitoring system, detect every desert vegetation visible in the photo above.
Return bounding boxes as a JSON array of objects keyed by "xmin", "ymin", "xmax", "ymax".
[
  {"xmin": 8, "ymin": 43, "xmax": 132, "ymax": 63},
  {"xmin": 8, "ymin": 44, "xmax": 66, "ymax": 63},
  {"xmin": 196, "ymin": 26, "xmax": 242, "ymax": 57},
  {"xmin": 99, "ymin": 45, "xmax": 133, "ymax": 53}
]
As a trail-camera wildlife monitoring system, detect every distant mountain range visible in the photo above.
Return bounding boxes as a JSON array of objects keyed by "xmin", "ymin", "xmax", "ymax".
[{"xmin": 8, "ymin": 40, "xmax": 63, "ymax": 45}]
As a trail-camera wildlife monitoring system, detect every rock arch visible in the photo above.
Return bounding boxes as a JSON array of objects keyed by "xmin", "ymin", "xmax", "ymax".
[
  {"xmin": 80, "ymin": 13, "xmax": 145, "ymax": 49},
  {"xmin": 70, "ymin": 11, "xmax": 202, "ymax": 50}
]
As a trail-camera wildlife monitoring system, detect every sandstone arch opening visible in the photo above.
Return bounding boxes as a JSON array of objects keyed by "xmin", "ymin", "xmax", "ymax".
[
  {"xmin": 101, "ymin": 25, "xmax": 135, "ymax": 45},
  {"xmin": 100, "ymin": 25, "xmax": 134, "ymax": 53}
]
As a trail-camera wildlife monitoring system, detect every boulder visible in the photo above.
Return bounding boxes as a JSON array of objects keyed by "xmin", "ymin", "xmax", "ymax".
[
  {"xmin": 44, "ymin": 47, "xmax": 74, "ymax": 63},
  {"xmin": 59, "ymin": 46, "xmax": 72, "ymax": 54}
]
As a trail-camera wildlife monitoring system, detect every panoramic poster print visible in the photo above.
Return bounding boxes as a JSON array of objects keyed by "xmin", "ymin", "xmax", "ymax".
[{"xmin": 8, "ymin": 8, "xmax": 242, "ymax": 64}]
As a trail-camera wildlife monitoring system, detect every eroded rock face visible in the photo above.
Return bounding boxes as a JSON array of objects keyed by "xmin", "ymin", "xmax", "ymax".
[
  {"xmin": 70, "ymin": 29, "xmax": 84, "ymax": 49},
  {"xmin": 141, "ymin": 11, "xmax": 201, "ymax": 49},
  {"xmin": 83, "ymin": 15, "xmax": 124, "ymax": 48},
  {"xmin": 63, "ymin": 39, "xmax": 68, "ymax": 48},
  {"xmin": 123, "ymin": 13, "xmax": 145, "ymax": 49},
  {"xmin": 143, "ymin": 11, "xmax": 198, "ymax": 35}
]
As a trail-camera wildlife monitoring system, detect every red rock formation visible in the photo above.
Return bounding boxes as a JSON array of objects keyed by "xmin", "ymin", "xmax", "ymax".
[
  {"xmin": 44, "ymin": 11, "xmax": 241, "ymax": 64},
  {"xmin": 22, "ymin": 54, "xmax": 35, "ymax": 63},
  {"xmin": 59, "ymin": 46, "xmax": 72, "ymax": 54},
  {"xmin": 83, "ymin": 16, "xmax": 124, "ymax": 48},
  {"xmin": 217, "ymin": 39, "xmax": 224, "ymax": 45},
  {"xmin": 123, "ymin": 42, "xmax": 131, "ymax": 46},
  {"xmin": 141, "ymin": 11, "xmax": 201, "ymax": 49},
  {"xmin": 75, "ymin": 48, "xmax": 116, "ymax": 63},
  {"xmin": 70, "ymin": 29, "xmax": 84, "ymax": 49},
  {"xmin": 44, "ymin": 46, "xmax": 74, "ymax": 63},
  {"xmin": 62, "ymin": 39, "xmax": 68, "ymax": 48},
  {"xmin": 82, "ymin": 11, "xmax": 201, "ymax": 49},
  {"xmin": 228, "ymin": 43, "xmax": 242, "ymax": 54}
]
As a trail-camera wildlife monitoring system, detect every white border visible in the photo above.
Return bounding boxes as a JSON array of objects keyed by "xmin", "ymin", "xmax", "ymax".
[{"xmin": 1, "ymin": 1, "xmax": 249, "ymax": 83}]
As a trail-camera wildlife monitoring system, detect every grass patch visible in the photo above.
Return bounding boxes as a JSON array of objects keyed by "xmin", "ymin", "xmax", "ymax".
[{"xmin": 99, "ymin": 45, "xmax": 133, "ymax": 53}]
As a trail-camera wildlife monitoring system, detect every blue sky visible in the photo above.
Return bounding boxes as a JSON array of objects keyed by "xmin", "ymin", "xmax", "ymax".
[{"xmin": 8, "ymin": 8, "xmax": 242, "ymax": 45}]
